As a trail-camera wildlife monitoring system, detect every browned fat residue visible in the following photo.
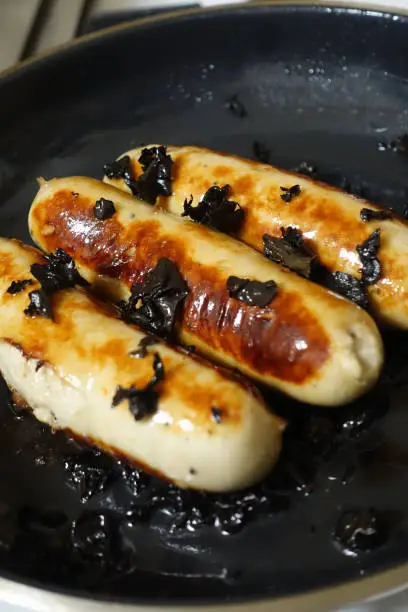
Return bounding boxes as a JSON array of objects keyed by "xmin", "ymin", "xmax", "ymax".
[{"xmin": 34, "ymin": 189, "xmax": 329, "ymax": 383}]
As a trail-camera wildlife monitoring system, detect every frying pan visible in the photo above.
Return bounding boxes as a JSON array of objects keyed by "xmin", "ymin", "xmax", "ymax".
[{"xmin": 1, "ymin": 2, "xmax": 408, "ymax": 610}]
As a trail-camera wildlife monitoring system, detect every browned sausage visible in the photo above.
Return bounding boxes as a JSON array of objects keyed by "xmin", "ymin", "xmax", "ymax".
[
  {"xmin": 29, "ymin": 177, "xmax": 383, "ymax": 406},
  {"xmin": 0, "ymin": 238, "xmax": 284, "ymax": 492},
  {"xmin": 105, "ymin": 145, "xmax": 408, "ymax": 329}
]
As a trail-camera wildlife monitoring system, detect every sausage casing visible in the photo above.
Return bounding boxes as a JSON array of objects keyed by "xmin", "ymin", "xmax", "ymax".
[
  {"xmin": 29, "ymin": 177, "xmax": 384, "ymax": 406},
  {"xmin": 105, "ymin": 145, "xmax": 408, "ymax": 329},
  {"xmin": 0, "ymin": 238, "xmax": 284, "ymax": 492}
]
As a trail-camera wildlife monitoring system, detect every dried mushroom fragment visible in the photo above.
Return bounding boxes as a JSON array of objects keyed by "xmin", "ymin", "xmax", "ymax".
[
  {"xmin": 280, "ymin": 184, "xmax": 301, "ymax": 203},
  {"xmin": 182, "ymin": 185, "xmax": 244, "ymax": 234},
  {"xmin": 125, "ymin": 146, "xmax": 173, "ymax": 205},
  {"xmin": 263, "ymin": 227, "xmax": 317, "ymax": 278},
  {"xmin": 24, "ymin": 289, "xmax": 53, "ymax": 320},
  {"xmin": 227, "ymin": 276, "xmax": 278, "ymax": 307},
  {"xmin": 112, "ymin": 353, "xmax": 164, "ymax": 421},
  {"xmin": 24, "ymin": 249, "xmax": 88, "ymax": 320},
  {"xmin": 103, "ymin": 155, "xmax": 133, "ymax": 180},
  {"xmin": 360, "ymin": 208, "xmax": 392, "ymax": 223},
  {"xmin": 129, "ymin": 335, "xmax": 160, "ymax": 359},
  {"xmin": 94, "ymin": 198, "xmax": 116, "ymax": 220},
  {"xmin": 324, "ymin": 271, "xmax": 369, "ymax": 310},
  {"xmin": 356, "ymin": 229, "xmax": 381, "ymax": 285},
  {"xmin": 105, "ymin": 147, "xmax": 173, "ymax": 205},
  {"xmin": 120, "ymin": 258, "xmax": 189, "ymax": 339},
  {"xmin": 31, "ymin": 248, "xmax": 89, "ymax": 294},
  {"xmin": 6, "ymin": 279, "xmax": 33, "ymax": 294}
]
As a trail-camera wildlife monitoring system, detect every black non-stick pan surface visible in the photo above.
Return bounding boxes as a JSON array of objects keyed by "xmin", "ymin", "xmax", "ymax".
[{"xmin": 2, "ymin": 2, "xmax": 408, "ymax": 606}]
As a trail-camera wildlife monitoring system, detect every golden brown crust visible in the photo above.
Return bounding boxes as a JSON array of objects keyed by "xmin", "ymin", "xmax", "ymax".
[
  {"xmin": 31, "ymin": 189, "xmax": 330, "ymax": 384},
  {"xmin": 112, "ymin": 146, "xmax": 408, "ymax": 328}
]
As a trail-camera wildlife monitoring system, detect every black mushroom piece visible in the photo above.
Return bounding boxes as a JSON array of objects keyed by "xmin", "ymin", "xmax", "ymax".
[
  {"xmin": 30, "ymin": 248, "xmax": 89, "ymax": 294},
  {"xmin": 227, "ymin": 276, "xmax": 278, "ymax": 307},
  {"xmin": 263, "ymin": 226, "xmax": 317, "ymax": 279},
  {"xmin": 112, "ymin": 352, "xmax": 164, "ymax": 421},
  {"xmin": 119, "ymin": 258, "xmax": 189, "ymax": 339},
  {"xmin": 126, "ymin": 146, "xmax": 173, "ymax": 205},
  {"xmin": 360, "ymin": 208, "xmax": 392, "ymax": 223},
  {"xmin": 6, "ymin": 279, "xmax": 33, "ymax": 294},
  {"xmin": 182, "ymin": 185, "xmax": 244, "ymax": 234},
  {"xmin": 24, "ymin": 289, "xmax": 53, "ymax": 319},
  {"xmin": 129, "ymin": 335, "xmax": 160, "ymax": 359},
  {"xmin": 323, "ymin": 272, "xmax": 369, "ymax": 310},
  {"xmin": 24, "ymin": 249, "xmax": 89, "ymax": 320},
  {"xmin": 356, "ymin": 229, "xmax": 381, "ymax": 285},
  {"xmin": 262, "ymin": 227, "xmax": 371, "ymax": 309},
  {"xmin": 104, "ymin": 155, "xmax": 133, "ymax": 181},
  {"xmin": 104, "ymin": 146, "xmax": 173, "ymax": 205},
  {"xmin": 280, "ymin": 184, "xmax": 301, "ymax": 203},
  {"xmin": 94, "ymin": 198, "xmax": 116, "ymax": 220}
]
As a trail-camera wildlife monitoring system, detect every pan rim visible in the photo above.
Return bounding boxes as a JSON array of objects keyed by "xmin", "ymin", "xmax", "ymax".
[
  {"xmin": 1, "ymin": 0, "xmax": 408, "ymax": 82},
  {"xmin": 1, "ymin": 1, "xmax": 408, "ymax": 610}
]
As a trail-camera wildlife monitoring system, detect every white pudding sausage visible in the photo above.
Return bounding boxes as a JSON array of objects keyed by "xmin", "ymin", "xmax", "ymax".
[{"xmin": 0, "ymin": 238, "xmax": 284, "ymax": 492}]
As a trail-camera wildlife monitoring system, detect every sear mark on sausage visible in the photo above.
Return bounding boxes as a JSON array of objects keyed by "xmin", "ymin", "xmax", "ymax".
[{"xmin": 104, "ymin": 155, "xmax": 133, "ymax": 181}]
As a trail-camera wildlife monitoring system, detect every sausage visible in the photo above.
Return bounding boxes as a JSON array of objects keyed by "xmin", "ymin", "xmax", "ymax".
[
  {"xmin": 104, "ymin": 145, "xmax": 408, "ymax": 329},
  {"xmin": 0, "ymin": 238, "xmax": 284, "ymax": 492},
  {"xmin": 29, "ymin": 177, "xmax": 384, "ymax": 406}
]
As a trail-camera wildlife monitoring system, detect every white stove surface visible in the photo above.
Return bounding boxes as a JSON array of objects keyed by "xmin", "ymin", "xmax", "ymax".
[{"xmin": 1, "ymin": 0, "xmax": 408, "ymax": 609}]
